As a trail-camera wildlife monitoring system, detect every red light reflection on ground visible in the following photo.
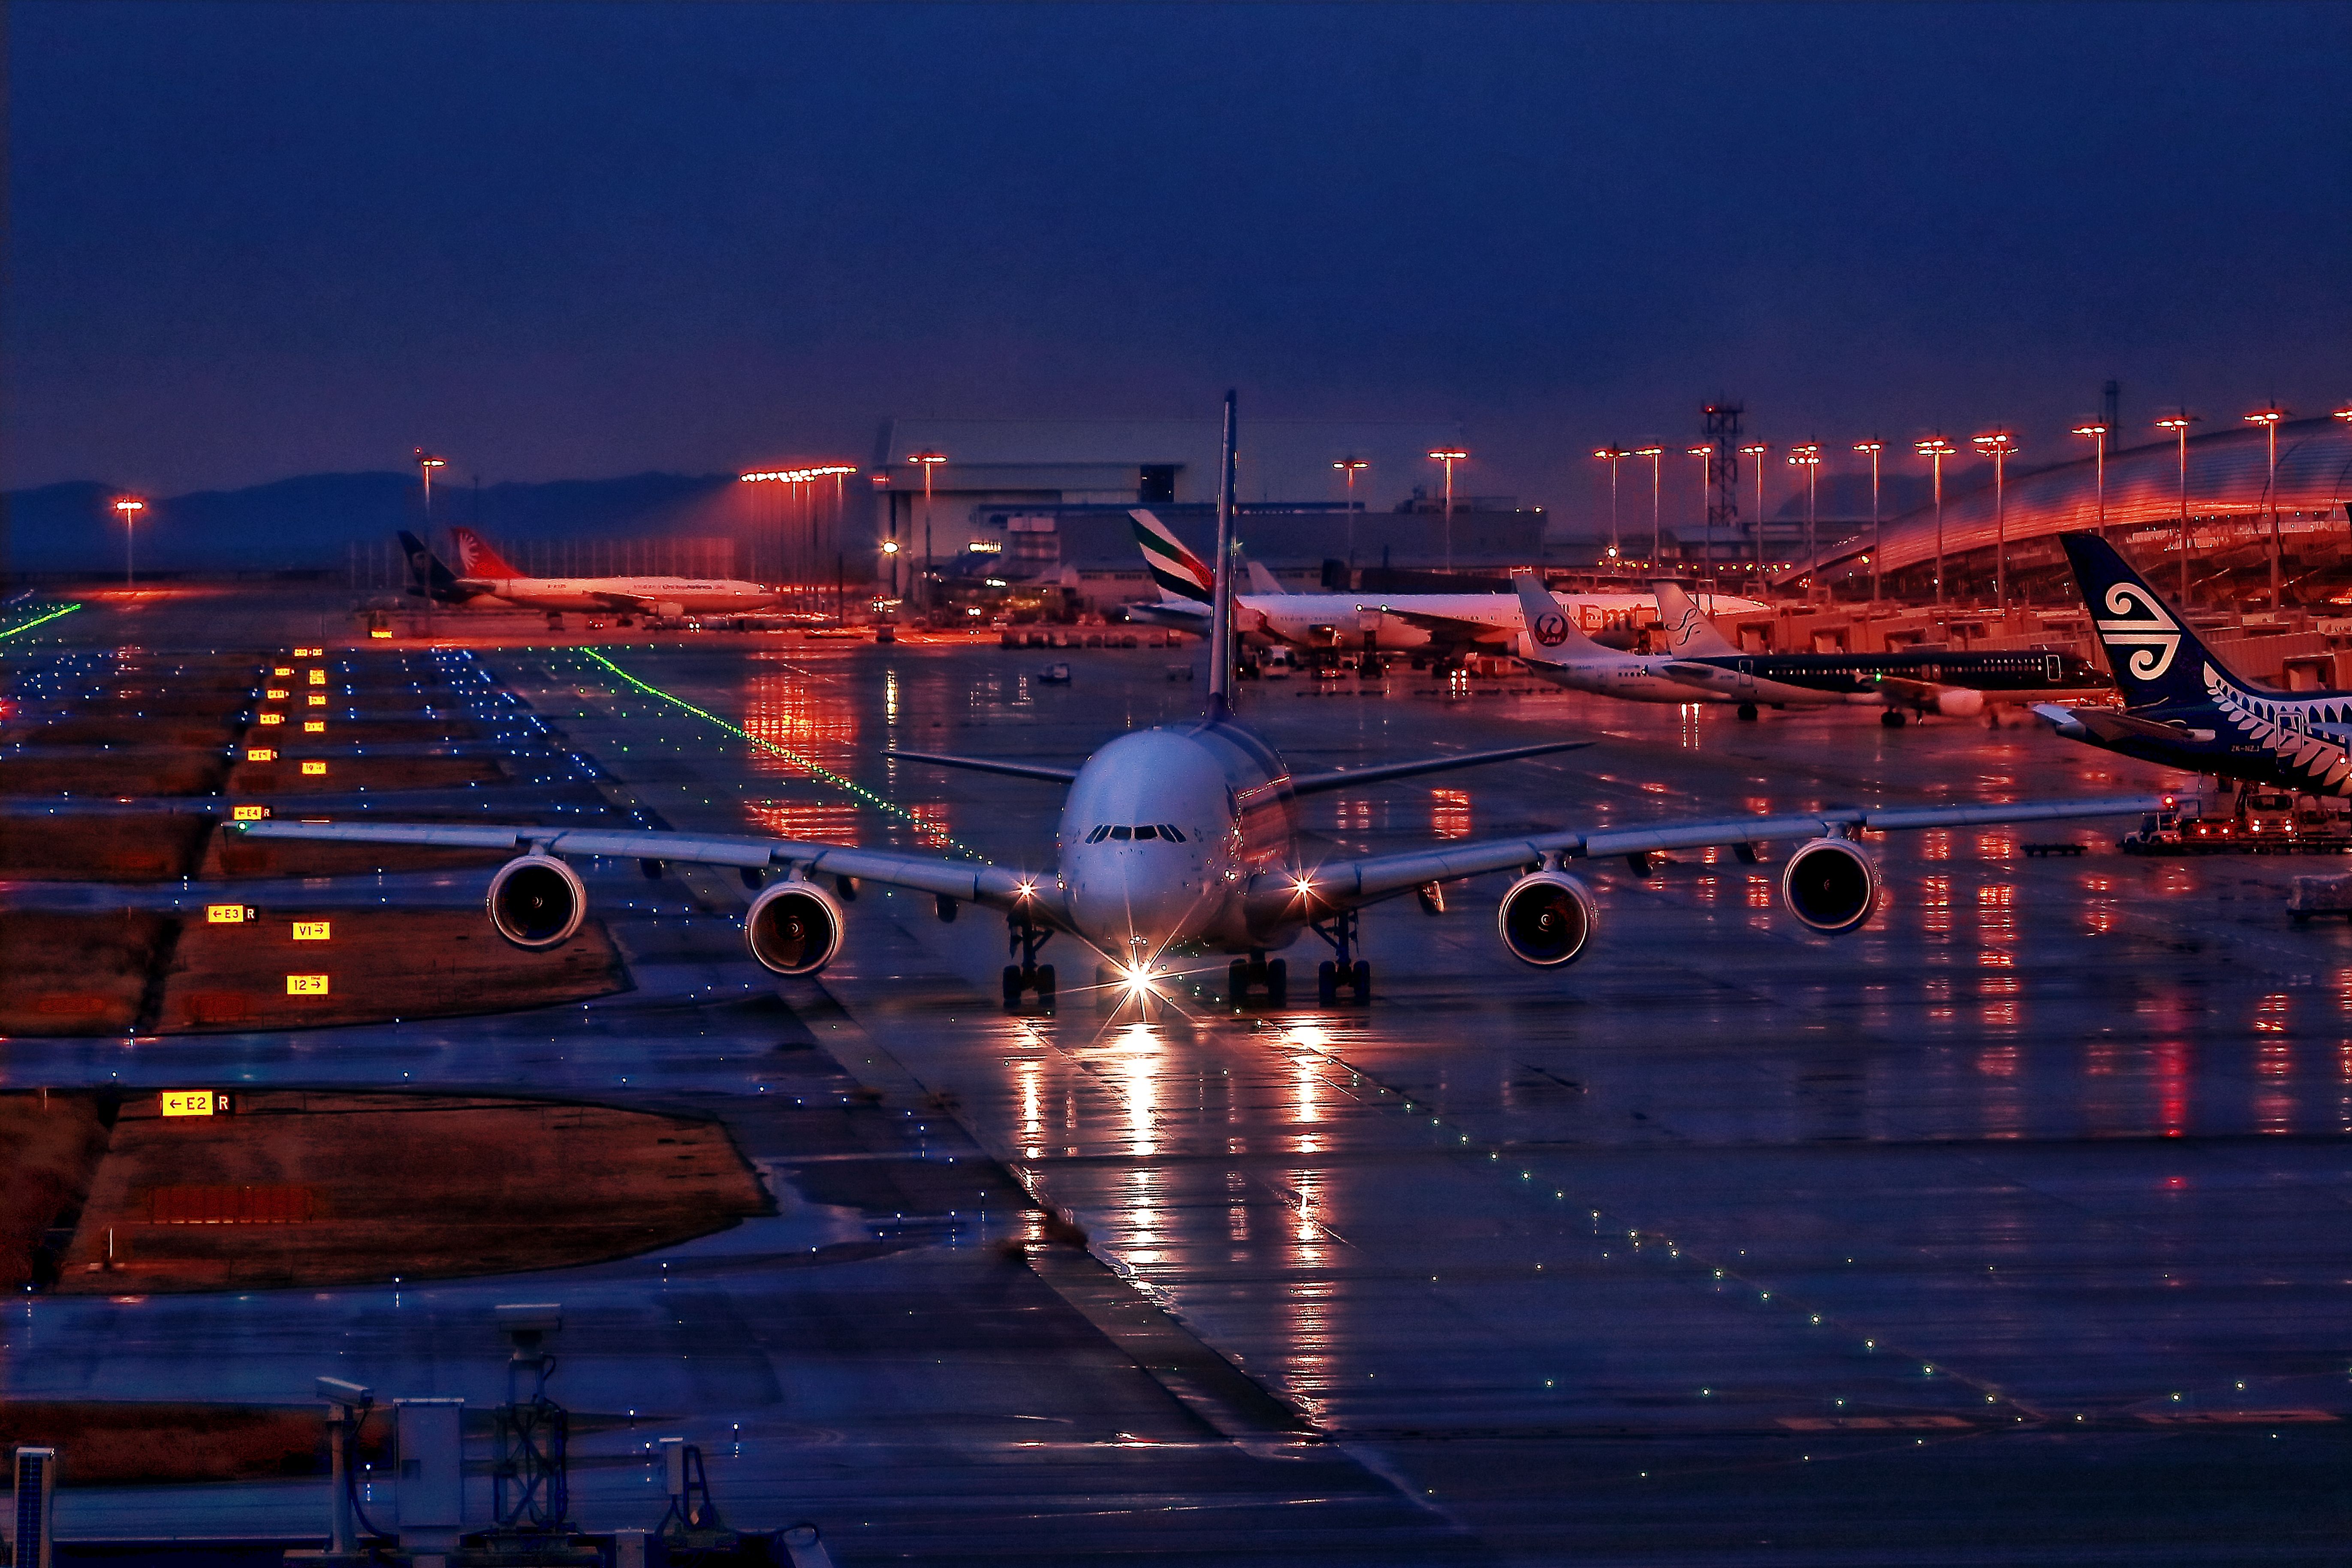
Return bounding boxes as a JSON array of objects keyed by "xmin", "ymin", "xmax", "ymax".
[{"xmin": 1430, "ymin": 788, "xmax": 1471, "ymax": 840}]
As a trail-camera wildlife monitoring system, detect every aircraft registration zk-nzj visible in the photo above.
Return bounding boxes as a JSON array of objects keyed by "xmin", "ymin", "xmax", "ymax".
[{"xmin": 246, "ymin": 397, "xmax": 2158, "ymax": 1012}]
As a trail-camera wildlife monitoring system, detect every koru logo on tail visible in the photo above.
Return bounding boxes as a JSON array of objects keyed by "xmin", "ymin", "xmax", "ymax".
[
  {"xmin": 1532, "ymin": 612, "xmax": 1569, "ymax": 648},
  {"xmin": 2094, "ymin": 583, "xmax": 2182, "ymax": 680}
]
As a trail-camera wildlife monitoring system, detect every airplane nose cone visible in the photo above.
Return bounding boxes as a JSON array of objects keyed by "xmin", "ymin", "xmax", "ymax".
[{"xmin": 1069, "ymin": 852, "xmax": 1206, "ymax": 959}]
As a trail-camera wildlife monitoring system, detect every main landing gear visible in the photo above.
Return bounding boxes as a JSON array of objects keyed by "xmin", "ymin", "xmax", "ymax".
[
  {"xmin": 1879, "ymin": 708, "xmax": 1909, "ymax": 729},
  {"xmin": 1736, "ymin": 703, "xmax": 1759, "ymax": 721},
  {"xmin": 1312, "ymin": 907, "xmax": 1373, "ymax": 1006},
  {"xmin": 1001, "ymin": 913, "xmax": 1055, "ymax": 1013}
]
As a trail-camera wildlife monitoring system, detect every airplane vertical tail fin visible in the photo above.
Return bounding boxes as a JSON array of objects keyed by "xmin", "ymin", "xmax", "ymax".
[
  {"xmin": 1651, "ymin": 581, "xmax": 1739, "ymax": 656},
  {"xmin": 448, "ymin": 525, "xmax": 524, "ymax": 579},
  {"xmin": 1129, "ymin": 509, "xmax": 1215, "ymax": 606},
  {"xmin": 397, "ymin": 531, "xmax": 462, "ymax": 603},
  {"xmin": 1243, "ymin": 559, "xmax": 1288, "ymax": 596},
  {"xmin": 2060, "ymin": 531, "xmax": 2233, "ymax": 709},
  {"xmin": 1512, "ymin": 576, "xmax": 1606, "ymax": 665}
]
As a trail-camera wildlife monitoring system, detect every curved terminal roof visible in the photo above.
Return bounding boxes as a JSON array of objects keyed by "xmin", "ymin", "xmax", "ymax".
[{"xmin": 1784, "ymin": 416, "xmax": 2352, "ymax": 587}]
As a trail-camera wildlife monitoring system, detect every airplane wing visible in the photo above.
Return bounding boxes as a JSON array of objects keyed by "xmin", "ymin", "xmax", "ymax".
[
  {"xmin": 2032, "ymin": 704, "xmax": 2216, "ymax": 745},
  {"xmin": 889, "ymin": 750, "xmax": 1083, "ymax": 784},
  {"xmin": 1357, "ymin": 606, "xmax": 1515, "ymax": 649},
  {"xmin": 233, "ymin": 820, "xmax": 1057, "ymax": 917},
  {"xmin": 1248, "ymin": 793, "xmax": 2164, "ymax": 915},
  {"xmin": 1288, "ymin": 740, "xmax": 1590, "ymax": 796}
]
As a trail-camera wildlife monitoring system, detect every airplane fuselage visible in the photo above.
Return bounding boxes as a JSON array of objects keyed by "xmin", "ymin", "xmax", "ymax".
[
  {"xmin": 462, "ymin": 576, "xmax": 782, "ymax": 615},
  {"xmin": 1136, "ymin": 591, "xmax": 1769, "ymax": 654},
  {"xmin": 1054, "ymin": 716, "xmax": 1309, "ymax": 962}
]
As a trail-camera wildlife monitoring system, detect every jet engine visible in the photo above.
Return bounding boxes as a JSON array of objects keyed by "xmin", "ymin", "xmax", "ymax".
[
  {"xmin": 1779, "ymin": 838, "xmax": 1879, "ymax": 933},
  {"xmin": 744, "ymin": 879, "xmax": 844, "ymax": 976},
  {"xmin": 487, "ymin": 853, "xmax": 586, "ymax": 949},
  {"xmin": 1496, "ymin": 871, "xmax": 1599, "ymax": 968},
  {"xmin": 1935, "ymin": 687, "xmax": 1985, "ymax": 718},
  {"xmin": 651, "ymin": 601, "xmax": 685, "ymax": 620}
]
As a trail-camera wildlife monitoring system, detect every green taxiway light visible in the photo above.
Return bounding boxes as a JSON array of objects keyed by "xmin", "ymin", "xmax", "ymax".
[{"xmin": 578, "ymin": 648, "xmax": 987, "ymax": 861}]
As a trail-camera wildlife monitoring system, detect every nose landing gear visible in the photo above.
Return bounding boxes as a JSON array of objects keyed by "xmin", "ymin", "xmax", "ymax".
[
  {"xmin": 1001, "ymin": 913, "xmax": 1055, "ymax": 1013},
  {"xmin": 1227, "ymin": 954, "xmax": 1288, "ymax": 1008}
]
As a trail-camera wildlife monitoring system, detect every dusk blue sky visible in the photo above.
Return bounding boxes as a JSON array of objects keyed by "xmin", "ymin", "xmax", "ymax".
[{"xmin": 7, "ymin": 2, "xmax": 2346, "ymax": 522}]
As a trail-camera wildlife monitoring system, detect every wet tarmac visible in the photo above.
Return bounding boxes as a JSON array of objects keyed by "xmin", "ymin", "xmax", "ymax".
[{"xmin": 5, "ymin": 595, "xmax": 2350, "ymax": 1564}]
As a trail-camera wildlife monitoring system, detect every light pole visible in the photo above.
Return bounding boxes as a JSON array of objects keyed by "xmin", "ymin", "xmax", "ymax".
[
  {"xmin": 1787, "ymin": 444, "xmax": 1821, "ymax": 600},
  {"xmin": 2155, "ymin": 411, "xmax": 2199, "ymax": 605},
  {"xmin": 2246, "ymin": 407, "xmax": 2289, "ymax": 609},
  {"xmin": 1592, "ymin": 445, "xmax": 1628, "ymax": 566},
  {"xmin": 112, "ymin": 497, "xmax": 145, "ymax": 589},
  {"xmin": 1633, "ymin": 445, "xmax": 1664, "ymax": 568},
  {"xmin": 1739, "ymin": 443, "xmax": 1768, "ymax": 594},
  {"xmin": 1915, "ymin": 436, "xmax": 1956, "ymax": 606},
  {"xmin": 1973, "ymin": 430, "xmax": 2018, "ymax": 612},
  {"xmin": 1427, "ymin": 447, "xmax": 1467, "ymax": 572},
  {"xmin": 907, "ymin": 451, "xmax": 947, "ymax": 613},
  {"xmin": 1333, "ymin": 457, "xmax": 1369, "ymax": 571},
  {"xmin": 2070, "ymin": 422, "xmax": 2109, "ymax": 540},
  {"xmin": 1852, "ymin": 440, "xmax": 1883, "ymax": 606},
  {"xmin": 1686, "ymin": 445, "xmax": 1713, "ymax": 604}
]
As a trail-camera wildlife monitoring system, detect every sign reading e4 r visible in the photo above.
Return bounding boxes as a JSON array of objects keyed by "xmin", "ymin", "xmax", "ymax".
[{"xmin": 160, "ymin": 1091, "xmax": 216, "ymax": 1117}]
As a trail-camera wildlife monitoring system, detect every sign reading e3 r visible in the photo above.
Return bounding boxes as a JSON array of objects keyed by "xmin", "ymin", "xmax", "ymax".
[
  {"xmin": 161, "ymin": 1091, "xmax": 215, "ymax": 1117},
  {"xmin": 205, "ymin": 903, "xmax": 252, "ymax": 923}
]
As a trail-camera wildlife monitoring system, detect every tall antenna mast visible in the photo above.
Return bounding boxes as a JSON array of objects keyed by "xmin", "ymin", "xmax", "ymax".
[{"xmin": 1207, "ymin": 389, "xmax": 1238, "ymax": 716}]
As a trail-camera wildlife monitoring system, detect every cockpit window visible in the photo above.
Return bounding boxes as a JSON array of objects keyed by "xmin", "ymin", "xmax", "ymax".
[
  {"xmin": 1132, "ymin": 824, "xmax": 1158, "ymax": 840},
  {"xmin": 1084, "ymin": 825, "xmax": 1109, "ymax": 843},
  {"xmin": 1110, "ymin": 826, "xmax": 1132, "ymax": 840},
  {"xmin": 1159, "ymin": 823, "xmax": 1185, "ymax": 841}
]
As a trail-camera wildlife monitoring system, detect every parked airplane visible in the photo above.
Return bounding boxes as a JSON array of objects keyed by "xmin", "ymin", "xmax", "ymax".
[
  {"xmin": 405, "ymin": 528, "xmax": 785, "ymax": 620},
  {"xmin": 1127, "ymin": 509, "xmax": 1766, "ymax": 664},
  {"xmin": 1511, "ymin": 577, "xmax": 1737, "ymax": 705},
  {"xmin": 1653, "ymin": 582, "xmax": 2111, "ymax": 726},
  {"xmin": 250, "ymin": 398, "xmax": 2153, "ymax": 1015},
  {"xmin": 2038, "ymin": 531, "xmax": 2352, "ymax": 795}
]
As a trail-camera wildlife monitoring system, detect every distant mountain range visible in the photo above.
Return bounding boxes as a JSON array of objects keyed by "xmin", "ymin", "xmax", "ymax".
[{"xmin": 1, "ymin": 470, "xmax": 741, "ymax": 575}]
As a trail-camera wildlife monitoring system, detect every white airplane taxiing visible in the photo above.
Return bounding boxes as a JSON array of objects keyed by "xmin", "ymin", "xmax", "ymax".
[{"xmin": 255, "ymin": 395, "xmax": 2155, "ymax": 1013}]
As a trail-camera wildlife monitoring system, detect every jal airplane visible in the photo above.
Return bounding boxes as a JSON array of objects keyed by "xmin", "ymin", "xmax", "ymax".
[
  {"xmin": 251, "ymin": 396, "xmax": 2154, "ymax": 1013},
  {"xmin": 407, "ymin": 528, "xmax": 785, "ymax": 619},
  {"xmin": 2038, "ymin": 531, "xmax": 2352, "ymax": 795},
  {"xmin": 1127, "ymin": 509, "xmax": 1766, "ymax": 662},
  {"xmin": 1511, "ymin": 576, "xmax": 1739, "ymax": 704}
]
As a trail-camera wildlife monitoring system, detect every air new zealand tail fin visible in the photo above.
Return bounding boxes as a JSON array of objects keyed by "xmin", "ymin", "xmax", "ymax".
[
  {"xmin": 2060, "ymin": 531, "xmax": 2237, "ymax": 710},
  {"xmin": 1651, "ymin": 581, "xmax": 1739, "ymax": 657},
  {"xmin": 398, "ymin": 531, "xmax": 464, "ymax": 603}
]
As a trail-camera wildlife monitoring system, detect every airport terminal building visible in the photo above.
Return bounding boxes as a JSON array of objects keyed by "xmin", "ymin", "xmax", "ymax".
[{"xmin": 868, "ymin": 418, "xmax": 1547, "ymax": 607}]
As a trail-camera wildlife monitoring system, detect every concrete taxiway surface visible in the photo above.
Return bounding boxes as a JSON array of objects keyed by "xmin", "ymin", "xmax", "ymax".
[{"xmin": 5, "ymin": 594, "xmax": 2349, "ymax": 1564}]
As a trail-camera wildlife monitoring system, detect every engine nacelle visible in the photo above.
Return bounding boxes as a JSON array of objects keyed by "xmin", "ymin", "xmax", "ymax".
[
  {"xmin": 651, "ymin": 601, "xmax": 685, "ymax": 620},
  {"xmin": 744, "ymin": 879, "xmax": 845, "ymax": 976},
  {"xmin": 1935, "ymin": 686, "xmax": 1985, "ymax": 718},
  {"xmin": 486, "ymin": 853, "xmax": 586, "ymax": 949},
  {"xmin": 1496, "ymin": 872, "xmax": 1599, "ymax": 968},
  {"xmin": 1780, "ymin": 838, "xmax": 1879, "ymax": 933}
]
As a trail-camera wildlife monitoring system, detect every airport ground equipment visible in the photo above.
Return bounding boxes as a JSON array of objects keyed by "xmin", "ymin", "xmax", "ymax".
[
  {"xmin": 10, "ymin": 1447, "xmax": 57, "ymax": 1568},
  {"xmin": 2287, "ymin": 874, "xmax": 2352, "ymax": 922},
  {"xmin": 315, "ymin": 1378, "xmax": 373, "ymax": 1558},
  {"xmin": 238, "ymin": 397, "xmax": 2163, "ymax": 1016},
  {"xmin": 2120, "ymin": 785, "xmax": 2352, "ymax": 855},
  {"xmin": 395, "ymin": 1398, "xmax": 466, "ymax": 1558}
]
